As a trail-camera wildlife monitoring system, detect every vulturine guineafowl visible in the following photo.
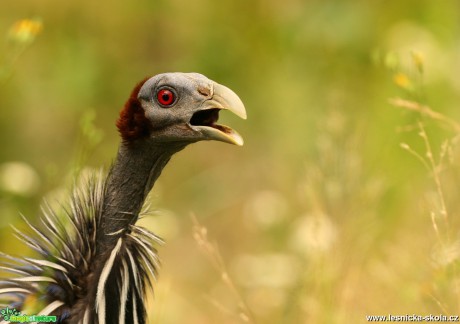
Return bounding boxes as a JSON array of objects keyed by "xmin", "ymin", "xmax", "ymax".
[{"xmin": 0, "ymin": 72, "xmax": 246, "ymax": 323}]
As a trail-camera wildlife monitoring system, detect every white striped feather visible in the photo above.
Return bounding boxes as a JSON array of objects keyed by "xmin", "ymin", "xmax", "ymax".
[
  {"xmin": 19, "ymin": 213, "xmax": 56, "ymax": 251},
  {"xmin": 0, "ymin": 287, "xmax": 31, "ymax": 294},
  {"xmin": 40, "ymin": 207, "xmax": 74, "ymax": 259},
  {"xmin": 56, "ymin": 256, "xmax": 76, "ymax": 269},
  {"xmin": 65, "ymin": 204, "xmax": 85, "ymax": 246},
  {"xmin": 38, "ymin": 300, "xmax": 64, "ymax": 315},
  {"xmin": 12, "ymin": 228, "xmax": 47, "ymax": 256},
  {"xmin": 23, "ymin": 258, "xmax": 74, "ymax": 289},
  {"xmin": 128, "ymin": 233, "xmax": 160, "ymax": 268},
  {"xmin": 0, "ymin": 173, "xmax": 163, "ymax": 323},
  {"xmin": 128, "ymin": 235, "xmax": 158, "ymax": 282},
  {"xmin": 13, "ymin": 276, "xmax": 57, "ymax": 283},
  {"xmin": 96, "ymin": 237, "xmax": 123, "ymax": 314},
  {"xmin": 132, "ymin": 225, "xmax": 164, "ymax": 245},
  {"xmin": 125, "ymin": 248, "xmax": 141, "ymax": 292},
  {"xmin": 82, "ymin": 307, "xmax": 90, "ymax": 324},
  {"xmin": 132, "ymin": 290, "xmax": 139, "ymax": 324},
  {"xmin": 25, "ymin": 258, "xmax": 68, "ymax": 274},
  {"xmin": 98, "ymin": 292, "xmax": 106, "ymax": 324},
  {"xmin": 118, "ymin": 259, "xmax": 130, "ymax": 324},
  {"xmin": 0, "ymin": 265, "xmax": 30, "ymax": 276}
]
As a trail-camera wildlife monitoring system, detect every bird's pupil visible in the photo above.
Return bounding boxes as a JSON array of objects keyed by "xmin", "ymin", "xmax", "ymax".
[{"xmin": 162, "ymin": 94, "xmax": 170, "ymax": 101}]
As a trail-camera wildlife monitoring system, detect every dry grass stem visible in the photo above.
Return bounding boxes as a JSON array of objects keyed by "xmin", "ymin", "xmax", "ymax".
[
  {"xmin": 417, "ymin": 122, "xmax": 450, "ymax": 233},
  {"xmin": 399, "ymin": 142, "xmax": 431, "ymax": 171},
  {"xmin": 389, "ymin": 98, "xmax": 460, "ymax": 133},
  {"xmin": 394, "ymin": 99, "xmax": 460, "ymax": 310},
  {"xmin": 191, "ymin": 214, "xmax": 256, "ymax": 324},
  {"xmin": 427, "ymin": 293, "xmax": 450, "ymax": 315}
]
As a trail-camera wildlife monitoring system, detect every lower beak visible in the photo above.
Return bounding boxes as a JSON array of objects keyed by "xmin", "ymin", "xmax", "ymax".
[{"xmin": 191, "ymin": 82, "xmax": 247, "ymax": 146}]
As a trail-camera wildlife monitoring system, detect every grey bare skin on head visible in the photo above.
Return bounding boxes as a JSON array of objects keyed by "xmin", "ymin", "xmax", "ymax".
[{"xmin": 0, "ymin": 72, "xmax": 246, "ymax": 324}]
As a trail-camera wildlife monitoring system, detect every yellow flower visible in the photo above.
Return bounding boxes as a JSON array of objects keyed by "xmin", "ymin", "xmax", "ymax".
[
  {"xmin": 8, "ymin": 19, "xmax": 43, "ymax": 43},
  {"xmin": 411, "ymin": 51, "xmax": 424, "ymax": 74},
  {"xmin": 393, "ymin": 72, "xmax": 412, "ymax": 90}
]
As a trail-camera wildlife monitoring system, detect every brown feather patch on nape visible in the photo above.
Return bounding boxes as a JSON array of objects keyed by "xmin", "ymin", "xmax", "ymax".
[{"xmin": 116, "ymin": 77, "xmax": 152, "ymax": 143}]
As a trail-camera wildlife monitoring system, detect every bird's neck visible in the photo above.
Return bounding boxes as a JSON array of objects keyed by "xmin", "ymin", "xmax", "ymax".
[{"xmin": 98, "ymin": 140, "xmax": 185, "ymax": 251}]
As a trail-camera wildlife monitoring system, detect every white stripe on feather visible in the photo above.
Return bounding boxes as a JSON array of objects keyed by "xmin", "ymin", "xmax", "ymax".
[
  {"xmin": 128, "ymin": 233, "xmax": 158, "ymax": 260},
  {"xmin": 19, "ymin": 213, "xmax": 55, "ymax": 249},
  {"xmin": 25, "ymin": 258, "xmax": 68, "ymax": 273},
  {"xmin": 12, "ymin": 230, "xmax": 46, "ymax": 255},
  {"xmin": 132, "ymin": 290, "xmax": 139, "ymax": 324},
  {"xmin": 98, "ymin": 293, "xmax": 106, "ymax": 324},
  {"xmin": 0, "ymin": 288, "xmax": 31, "ymax": 294},
  {"xmin": 0, "ymin": 265, "xmax": 30, "ymax": 276},
  {"xmin": 64, "ymin": 205, "xmax": 85, "ymax": 246},
  {"xmin": 37, "ymin": 257, "xmax": 74, "ymax": 288},
  {"xmin": 38, "ymin": 300, "xmax": 64, "ymax": 315},
  {"xmin": 133, "ymin": 225, "xmax": 164, "ymax": 245},
  {"xmin": 138, "ymin": 251, "xmax": 157, "ymax": 285},
  {"xmin": 119, "ymin": 259, "xmax": 129, "ymax": 324},
  {"xmin": 82, "ymin": 308, "xmax": 89, "ymax": 324},
  {"xmin": 41, "ymin": 206, "xmax": 74, "ymax": 258},
  {"xmin": 125, "ymin": 248, "xmax": 140, "ymax": 291},
  {"xmin": 13, "ymin": 276, "xmax": 57, "ymax": 283},
  {"xmin": 96, "ymin": 237, "xmax": 122, "ymax": 318},
  {"xmin": 107, "ymin": 228, "xmax": 125, "ymax": 236},
  {"xmin": 56, "ymin": 256, "xmax": 76, "ymax": 269},
  {"xmin": 129, "ymin": 234, "xmax": 160, "ymax": 274}
]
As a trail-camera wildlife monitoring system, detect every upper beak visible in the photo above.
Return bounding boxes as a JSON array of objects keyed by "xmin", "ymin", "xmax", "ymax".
[
  {"xmin": 211, "ymin": 83, "xmax": 247, "ymax": 120},
  {"xmin": 190, "ymin": 82, "xmax": 247, "ymax": 146}
]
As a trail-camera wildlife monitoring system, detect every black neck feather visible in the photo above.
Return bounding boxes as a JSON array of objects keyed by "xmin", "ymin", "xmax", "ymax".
[{"xmin": 97, "ymin": 140, "xmax": 185, "ymax": 254}]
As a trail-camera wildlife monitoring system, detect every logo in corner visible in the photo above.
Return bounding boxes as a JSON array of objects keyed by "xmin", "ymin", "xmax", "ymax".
[
  {"xmin": 0, "ymin": 307, "xmax": 57, "ymax": 323},
  {"xmin": 1, "ymin": 307, "xmax": 21, "ymax": 321}
]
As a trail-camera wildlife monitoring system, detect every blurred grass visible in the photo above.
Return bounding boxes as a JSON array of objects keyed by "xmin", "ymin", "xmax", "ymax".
[{"xmin": 1, "ymin": 0, "xmax": 460, "ymax": 323}]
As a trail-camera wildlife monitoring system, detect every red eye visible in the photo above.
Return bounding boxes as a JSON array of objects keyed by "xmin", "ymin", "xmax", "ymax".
[{"xmin": 157, "ymin": 89, "xmax": 175, "ymax": 107}]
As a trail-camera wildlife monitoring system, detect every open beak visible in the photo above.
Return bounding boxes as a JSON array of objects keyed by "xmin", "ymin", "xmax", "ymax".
[{"xmin": 190, "ymin": 82, "xmax": 247, "ymax": 146}]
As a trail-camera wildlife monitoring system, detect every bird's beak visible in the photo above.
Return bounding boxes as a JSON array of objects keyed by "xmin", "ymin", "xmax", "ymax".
[
  {"xmin": 211, "ymin": 83, "xmax": 247, "ymax": 120},
  {"xmin": 190, "ymin": 82, "xmax": 247, "ymax": 146}
]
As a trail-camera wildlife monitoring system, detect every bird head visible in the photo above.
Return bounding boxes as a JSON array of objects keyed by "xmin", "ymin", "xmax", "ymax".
[{"xmin": 117, "ymin": 72, "xmax": 246, "ymax": 146}]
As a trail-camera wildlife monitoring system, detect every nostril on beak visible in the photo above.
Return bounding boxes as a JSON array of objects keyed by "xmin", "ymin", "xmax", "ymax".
[{"xmin": 198, "ymin": 84, "xmax": 212, "ymax": 97}]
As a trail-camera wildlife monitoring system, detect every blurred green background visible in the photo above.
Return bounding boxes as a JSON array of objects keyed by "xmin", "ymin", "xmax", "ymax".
[{"xmin": 1, "ymin": 0, "xmax": 460, "ymax": 323}]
